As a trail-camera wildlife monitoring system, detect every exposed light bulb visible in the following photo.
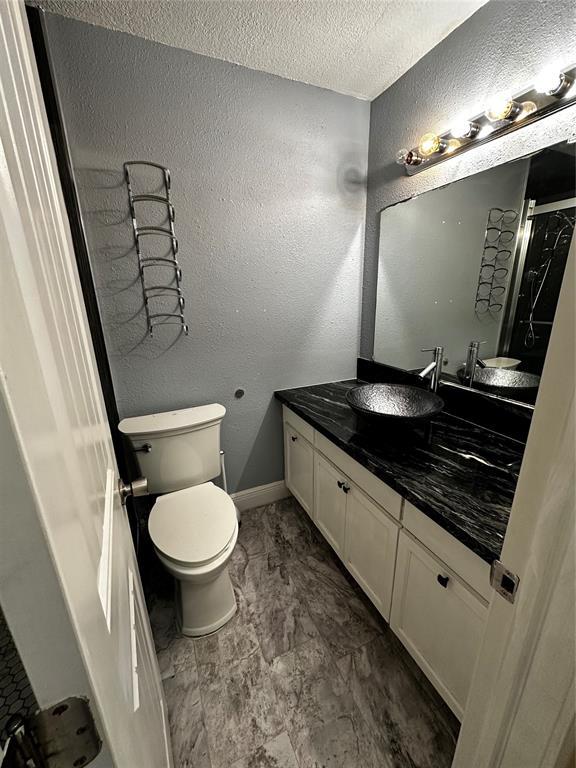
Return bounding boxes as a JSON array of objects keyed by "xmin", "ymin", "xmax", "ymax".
[
  {"xmin": 485, "ymin": 95, "xmax": 522, "ymax": 122},
  {"xmin": 534, "ymin": 68, "xmax": 563, "ymax": 93},
  {"xmin": 395, "ymin": 149, "xmax": 409, "ymax": 166},
  {"xmin": 517, "ymin": 101, "xmax": 538, "ymax": 120},
  {"xmin": 534, "ymin": 67, "xmax": 573, "ymax": 97},
  {"xmin": 450, "ymin": 119, "xmax": 480, "ymax": 139},
  {"xmin": 445, "ymin": 139, "xmax": 461, "ymax": 154},
  {"xmin": 477, "ymin": 125, "xmax": 494, "ymax": 140},
  {"xmin": 418, "ymin": 132, "xmax": 446, "ymax": 157},
  {"xmin": 404, "ymin": 149, "xmax": 423, "ymax": 166}
]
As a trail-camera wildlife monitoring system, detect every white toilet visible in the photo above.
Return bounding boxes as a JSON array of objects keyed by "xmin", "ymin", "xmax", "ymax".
[{"xmin": 118, "ymin": 404, "xmax": 239, "ymax": 637}]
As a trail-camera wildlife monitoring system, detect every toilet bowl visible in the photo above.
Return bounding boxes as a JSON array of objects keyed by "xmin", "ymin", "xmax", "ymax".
[
  {"xmin": 149, "ymin": 482, "xmax": 238, "ymax": 636},
  {"xmin": 119, "ymin": 404, "xmax": 239, "ymax": 637}
]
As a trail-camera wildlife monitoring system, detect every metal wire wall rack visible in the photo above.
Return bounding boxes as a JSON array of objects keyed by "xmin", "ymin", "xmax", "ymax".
[
  {"xmin": 124, "ymin": 161, "xmax": 188, "ymax": 336},
  {"xmin": 474, "ymin": 207, "xmax": 518, "ymax": 317}
]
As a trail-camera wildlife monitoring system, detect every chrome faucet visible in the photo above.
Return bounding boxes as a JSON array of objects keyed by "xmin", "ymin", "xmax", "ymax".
[
  {"xmin": 463, "ymin": 340, "xmax": 487, "ymax": 386},
  {"xmin": 418, "ymin": 346, "xmax": 444, "ymax": 392}
]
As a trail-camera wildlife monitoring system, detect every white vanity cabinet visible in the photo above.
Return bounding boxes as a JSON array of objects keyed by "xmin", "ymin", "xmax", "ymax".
[
  {"xmin": 343, "ymin": 481, "xmax": 400, "ymax": 620},
  {"xmin": 314, "ymin": 451, "xmax": 400, "ymax": 618},
  {"xmin": 281, "ymin": 404, "xmax": 492, "ymax": 719},
  {"xmin": 283, "ymin": 419, "xmax": 314, "ymax": 516},
  {"xmin": 314, "ymin": 452, "xmax": 347, "ymax": 556},
  {"xmin": 283, "ymin": 406, "xmax": 401, "ymax": 621},
  {"xmin": 391, "ymin": 529, "xmax": 488, "ymax": 719}
]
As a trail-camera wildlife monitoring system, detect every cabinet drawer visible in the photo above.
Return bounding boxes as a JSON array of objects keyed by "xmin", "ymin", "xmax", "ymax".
[
  {"xmin": 315, "ymin": 432, "xmax": 403, "ymax": 521},
  {"xmin": 283, "ymin": 405, "xmax": 315, "ymax": 444},
  {"xmin": 403, "ymin": 502, "xmax": 491, "ymax": 602},
  {"xmin": 391, "ymin": 530, "xmax": 488, "ymax": 719}
]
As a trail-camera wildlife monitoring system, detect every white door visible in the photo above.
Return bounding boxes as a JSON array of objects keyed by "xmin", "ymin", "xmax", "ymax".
[
  {"xmin": 284, "ymin": 424, "xmax": 314, "ymax": 516},
  {"xmin": 314, "ymin": 453, "xmax": 347, "ymax": 556},
  {"xmin": 453, "ymin": 241, "xmax": 575, "ymax": 764},
  {"xmin": 344, "ymin": 484, "xmax": 399, "ymax": 621},
  {"xmin": 0, "ymin": 2, "xmax": 172, "ymax": 766}
]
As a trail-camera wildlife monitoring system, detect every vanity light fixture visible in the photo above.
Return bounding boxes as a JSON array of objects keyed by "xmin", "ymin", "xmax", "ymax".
[
  {"xmin": 418, "ymin": 132, "xmax": 446, "ymax": 157},
  {"xmin": 485, "ymin": 94, "xmax": 522, "ymax": 122},
  {"xmin": 444, "ymin": 139, "xmax": 461, "ymax": 153},
  {"xmin": 396, "ymin": 61, "xmax": 576, "ymax": 175},
  {"xmin": 485, "ymin": 96, "xmax": 537, "ymax": 124},
  {"xmin": 451, "ymin": 119, "xmax": 480, "ymax": 140},
  {"xmin": 395, "ymin": 149, "xmax": 409, "ymax": 165},
  {"xmin": 534, "ymin": 67, "xmax": 573, "ymax": 97},
  {"xmin": 396, "ymin": 148, "xmax": 422, "ymax": 166},
  {"xmin": 477, "ymin": 124, "xmax": 494, "ymax": 140}
]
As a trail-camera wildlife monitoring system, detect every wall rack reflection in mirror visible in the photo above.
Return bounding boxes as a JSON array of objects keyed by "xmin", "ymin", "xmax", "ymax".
[
  {"xmin": 474, "ymin": 207, "xmax": 518, "ymax": 316},
  {"xmin": 124, "ymin": 161, "xmax": 189, "ymax": 336}
]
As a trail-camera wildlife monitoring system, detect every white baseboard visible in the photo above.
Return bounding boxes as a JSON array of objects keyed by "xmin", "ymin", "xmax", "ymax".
[{"xmin": 231, "ymin": 480, "xmax": 290, "ymax": 512}]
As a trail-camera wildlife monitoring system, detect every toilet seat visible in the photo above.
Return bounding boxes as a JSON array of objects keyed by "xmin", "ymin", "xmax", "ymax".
[{"xmin": 149, "ymin": 482, "xmax": 237, "ymax": 567}]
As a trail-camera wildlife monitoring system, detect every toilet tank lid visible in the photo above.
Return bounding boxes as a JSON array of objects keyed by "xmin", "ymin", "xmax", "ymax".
[{"xmin": 118, "ymin": 404, "xmax": 226, "ymax": 438}]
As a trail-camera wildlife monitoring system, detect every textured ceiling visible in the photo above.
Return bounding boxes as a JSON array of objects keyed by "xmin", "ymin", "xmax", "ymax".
[{"xmin": 34, "ymin": 0, "xmax": 487, "ymax": 99}]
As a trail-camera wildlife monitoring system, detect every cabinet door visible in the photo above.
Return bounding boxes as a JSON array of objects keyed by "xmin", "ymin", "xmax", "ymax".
[
  {"xmin": 314, "ymin": 453, "xmax": 347, "ymax": 556},
  {"xmin": 344, "ymin": 484, "xmax": 399, "ymax": 621},
  {"xmin": 391, "ymin": 531, "xmax": 488, "ymax": 719},
  {"xmin": 284, "ymin": 425, "xmax": 314, "ymax": 516}
]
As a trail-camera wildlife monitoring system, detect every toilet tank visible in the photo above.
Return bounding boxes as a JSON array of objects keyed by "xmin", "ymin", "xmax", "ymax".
[{"xmin": 119, "ymin": 404, "xmax": 226, "ymax": 494}]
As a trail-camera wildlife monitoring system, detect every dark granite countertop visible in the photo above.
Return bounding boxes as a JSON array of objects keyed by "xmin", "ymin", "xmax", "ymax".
[{"xmin": 275, "ymin": 380, "xmax": 526, "ymax": 564}]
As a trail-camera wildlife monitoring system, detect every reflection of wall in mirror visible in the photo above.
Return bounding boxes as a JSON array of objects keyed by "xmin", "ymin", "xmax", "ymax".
[{"xmin": 373, "ymin": 160, "xmax": 529, "ymax": 375}]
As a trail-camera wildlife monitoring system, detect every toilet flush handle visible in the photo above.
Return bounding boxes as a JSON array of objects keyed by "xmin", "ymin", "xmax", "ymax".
[
  {"xmin": 118, "ymin": 476, "xmax": 148, "ymax": 503},
  {"xmin": 133, "ymin": 443, "xmax": 152, "ymax": 453}
]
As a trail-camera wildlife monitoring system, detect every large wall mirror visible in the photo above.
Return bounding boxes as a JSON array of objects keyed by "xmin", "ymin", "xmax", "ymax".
[{"xmin": 373, "ymin": 140, "xmax": 575, "ymax": 405}]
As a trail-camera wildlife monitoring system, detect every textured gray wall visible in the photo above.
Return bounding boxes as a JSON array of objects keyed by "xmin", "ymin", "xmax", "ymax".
[
  {"xmin": 362, "ymin": 0, "xmax": 576, "ymax": 357},
  {"xmin": 44, "ymin": 14, "xmax": 369, "ymax": 493}
]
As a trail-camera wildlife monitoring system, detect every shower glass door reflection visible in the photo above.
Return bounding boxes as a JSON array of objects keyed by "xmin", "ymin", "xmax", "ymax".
[{"xmin": 502, "ymin": 201, "xmax": 575, "ymax": 375}]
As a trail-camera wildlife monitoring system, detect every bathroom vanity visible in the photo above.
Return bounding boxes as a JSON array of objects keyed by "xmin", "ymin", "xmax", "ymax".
[
  {"xmin": 274, "ymin": 135, "xmax": 575, "ymax": 723},
  {"xmin": 275, "ymin": 378, "xmax": 525, "ymax": 720}
]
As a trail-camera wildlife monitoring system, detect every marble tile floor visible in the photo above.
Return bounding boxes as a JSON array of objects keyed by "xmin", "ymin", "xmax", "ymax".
[{"xmin": 148, "ymin": 497, "xmax": 459, "ymax": 768}]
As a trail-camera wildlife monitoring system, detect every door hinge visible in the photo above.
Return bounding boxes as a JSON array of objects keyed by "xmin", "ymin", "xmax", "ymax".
[
  {"xmin": 490, "ymin": 559, "xmax": 520, "ymax": 604},
  {"xmin": 1, "ymin": 697, "xmax": 101, "ymax": 768}
]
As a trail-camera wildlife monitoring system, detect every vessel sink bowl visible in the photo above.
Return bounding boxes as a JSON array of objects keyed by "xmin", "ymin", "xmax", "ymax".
[
  {"xmin": 346, "ymin": 383, "xmax": 444, "ymax": 424},
  {"xmin": 457, "ymin": 367, "xmax": 540, "ymax": 396}
]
